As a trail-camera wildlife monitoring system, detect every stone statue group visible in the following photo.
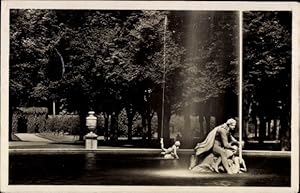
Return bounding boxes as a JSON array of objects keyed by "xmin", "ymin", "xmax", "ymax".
[{"xmin": 160, "ymin": 118, "xmax": 247, "ymax": 174}]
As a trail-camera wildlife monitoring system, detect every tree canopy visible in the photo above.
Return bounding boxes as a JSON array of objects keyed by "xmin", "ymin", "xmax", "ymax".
[
  {"xmin": 10, "ymin": 10, "xmax": 241, "ymax": 146},
  {"xmin": 243, "ymin": 11, "xmax": 291, "ymax": 148}
]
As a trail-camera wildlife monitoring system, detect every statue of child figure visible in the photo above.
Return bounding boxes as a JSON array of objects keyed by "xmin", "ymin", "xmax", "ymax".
[{"xmin": 160, "ymin": 138, "xmax": 180, "ymax": 159}]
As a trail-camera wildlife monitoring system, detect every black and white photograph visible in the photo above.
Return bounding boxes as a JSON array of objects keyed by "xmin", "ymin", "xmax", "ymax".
[{"xmin": 1, "ymin": 1, "xmax": 299, "ymax": 193}]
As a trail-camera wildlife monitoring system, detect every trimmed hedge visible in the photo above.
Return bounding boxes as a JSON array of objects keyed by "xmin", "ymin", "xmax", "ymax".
[
  {"xmin": 12, "ymin": 107, "xmax": 48, "ymax": 133},
  {"xmin": 45, "ymin": 115, "xmax": 80, "ymax": 134},
  {"xmin": 12, "ymin": 107, "xmax": 202, "ymax": 140}
]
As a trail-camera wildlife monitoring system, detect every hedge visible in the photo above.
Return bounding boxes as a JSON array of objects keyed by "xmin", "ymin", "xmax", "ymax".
[{"xmin": 12, "ymin": 107, "xmax": 48, "ymax": 133}]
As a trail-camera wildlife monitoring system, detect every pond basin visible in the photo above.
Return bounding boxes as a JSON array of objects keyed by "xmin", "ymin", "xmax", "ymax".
[{"xmin": 9, "ymin": 151, "xmax": 290, "ymax": 186}]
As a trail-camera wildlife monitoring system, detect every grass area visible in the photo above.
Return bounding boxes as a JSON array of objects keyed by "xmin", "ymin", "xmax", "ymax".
[
  {"xmin": 36, "ymin": 132, "xmax": 79, "ymax": 142},
  {"xmin": 35, "ymin": 132, "xmax": 160, "ymax": 148}
]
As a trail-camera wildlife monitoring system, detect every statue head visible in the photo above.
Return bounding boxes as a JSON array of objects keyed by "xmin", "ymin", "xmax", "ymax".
[
  {"xmin": 175, "ymin": 141, "xmax": 181, "ymax": 147},
  {"xmin": 232, "ymin": 145, "xmax": 239, "ymax": 155},
  {"xmin": 226, "ymin": 118, "xmax": 237, "ymax": 130}
]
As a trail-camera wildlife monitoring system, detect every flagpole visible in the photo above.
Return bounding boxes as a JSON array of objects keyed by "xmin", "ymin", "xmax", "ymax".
[{"xmin": 161, "ymin": 15, "xmax": 167, "ymax": 140}]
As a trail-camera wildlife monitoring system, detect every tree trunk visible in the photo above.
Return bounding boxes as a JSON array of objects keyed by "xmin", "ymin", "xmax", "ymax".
[
  {"xmin": 141, "ymin": 114, "xmax": 147, "ymax": 140},
  {"xmin": 104, "ymin": 113, "xmax": 109, "ymax": 141},
  {"xmin": 127, "ymin": 116, "xmax": 133, "ymax": 141},
  {"xmin": 214, "ymin": 97, "xmax": 225, "ymax": 126},
  {"xmin": 110, "ymin": 112, "xmax": 118, "ymax": 142},
  {"xmin": 126, "ymin": 108, "xmax": 134, "ymax": 142},
  {"xmin": 147, "ymin": 114, "xmax": 153, "ymax": 141},
  {"xmin": 279, "ymin": 117, "xmax": 283, "ymax": 141},
  {"xmin": 205, "ymin": 115, "xmax": 211, "ymax": 132},
  {"xmin": 259, "ymin": 116, "xmax": 266, "ymax": 144},
  {"xmin": 254, "ymin": 117, "xmax": 258, "ymax": 139},
  {"xmin": 9, "ymin": 105, "xmax": 15, "ymax": 141},
  {"xmin": 157, "ymin": 110, "xmax": 162, "ymax": 140},
  {"xmin": 224, "ymin": 91, "xmax": 238, "ymax": 121},
  {"xmin": 244, "ymin": 102, "xmax": 253, "ymax": 141},
  {"xmin": 183, "ymin": 105, "xmax": 192, "ymax": 148},
  {"xmin": 243, "ymin": 118, "xmax": 248, "ymax": 142},
  {"xmin": 198, "ymin": 114, "xmax": 205, "ymax": 141},
  {"xmin": 273, "ymin": 118, "xmax": 277, "ymax": 140},
  {"xmin": 79, "ymin": 110, "xmax": 87, "ymax": 141},
  {"xmin": 280, "ymin": 115, "xmax": 290, "ymax": 150},
  {"xmin": 163, "ymin": 108, "xmax": 171, "ymax": 147},
  {"xmin": 267, "ymin": 119, "xmax": 271, "ymax": 139}
]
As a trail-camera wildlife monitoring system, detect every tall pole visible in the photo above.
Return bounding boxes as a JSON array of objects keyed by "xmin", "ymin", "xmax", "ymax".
[
  {"xmin": 239, "ymin": 11, "xmax": 243, "ymax": 160},
  {"xmin": 52, "ymin": 49, "xmax": 64, "ymax": 117},
  {"xmin": 161, "ymin": 15, "xmax": 167, "ymax": 139}
]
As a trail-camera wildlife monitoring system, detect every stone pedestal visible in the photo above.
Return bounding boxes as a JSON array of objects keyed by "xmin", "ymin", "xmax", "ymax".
[{"xmin": 85, "ymin": 132, "xmax": 98, "ymax": 150}]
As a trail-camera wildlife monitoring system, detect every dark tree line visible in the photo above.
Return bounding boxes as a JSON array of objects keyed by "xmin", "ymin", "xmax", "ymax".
[{"xmin": 243, "ymin": 11, "xmax": 291, "ymax": 150}]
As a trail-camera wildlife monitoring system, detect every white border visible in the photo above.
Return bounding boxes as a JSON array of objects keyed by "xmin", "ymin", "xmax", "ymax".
[
  {"xmin": 239, "ymin": 10, "xmax": 243, "ymax": 161},
  {"xmin": 0, "ymin": 1, "xmax": 298, "ymax": 11},
  {"xmin": 1, "ymin": 0, "xmax": 10, "ymax": 191},
  {"xmin": 291, "ymin": 5, "xmax": 299, "ymax": 193},
  {"xmin": 1, "ymin": 1, "xmax": 299, "ymax": 193}
]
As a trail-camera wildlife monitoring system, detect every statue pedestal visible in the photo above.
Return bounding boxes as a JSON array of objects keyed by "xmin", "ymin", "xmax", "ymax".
[{"xmin": 85, "ymin": 132, "xmax": 98, "ymax": 150}]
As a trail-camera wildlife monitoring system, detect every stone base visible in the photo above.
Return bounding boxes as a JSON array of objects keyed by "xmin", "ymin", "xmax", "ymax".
[{"xmin": 85, "ymin": 132, "xmax": 98, "ymax": 150}]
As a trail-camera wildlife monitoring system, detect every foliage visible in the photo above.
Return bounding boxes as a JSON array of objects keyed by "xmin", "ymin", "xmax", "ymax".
[
  {"xmin": 16, "ymin": 107, "xmax": 48, "ymax": 114},
  {"xmin": 45, "ymin": 115, "xmax": 80, "ymax": 134},
  {"xmin": 243, "ymin": 11, "xmax": 291, "ymax": 148},
  {"xmin": 182, "ymin": 12, "xmax": 239, "ymax": 106},
  {"xmin": 11, "ymin": 107, "xmax": 48, "ymax": 133},
  {"xmin": 9, "ymin": 10, "xmax": 239, "ymax": 142},
  {"xmin": 10, "ymin": 10, "xmax": 67, "ymax": 106},
  {"xmin": 9, "ymin": 9, "xmax": 291, "ymax": 149},
  {"xmin": 243, "ymin": 11, "xmax": 291, "ymax": 118}
]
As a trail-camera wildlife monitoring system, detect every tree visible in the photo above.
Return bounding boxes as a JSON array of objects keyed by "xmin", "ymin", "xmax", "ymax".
[
  {"xmin": 177, "ymin": 12, "xmax": 239, "ymax": 146},
  {"xmin": 10, "ymin": 10, "xmax": 239, "ymax": 148},
  {"xmin": 10, "ymin": 9, "xmax": 68, "ymax": 139},
  {"xmin": 243, "ymin": 11, "xmax": 291, "ymax": 149},
  {"xmin": 136, "ymin": 11, "xmax": 186, "ymax": 144}
]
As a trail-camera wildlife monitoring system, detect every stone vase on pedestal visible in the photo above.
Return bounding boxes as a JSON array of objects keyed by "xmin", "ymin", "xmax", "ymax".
[{"xmin": 85, "ymin": 111, "xmax": 98, "ymax": 150}]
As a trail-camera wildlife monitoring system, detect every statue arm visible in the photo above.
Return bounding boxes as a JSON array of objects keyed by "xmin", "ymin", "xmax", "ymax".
[
  {"xmin": 230, "ymin": 135, "xmax": 239, "ymax": 145},
  {"xmin": 219, "ymin": 128, "xmax": 235, "ymax": 150},
  {"xmin": 240, "ymin": 158, "xmax": 247, "ymax": 172},
  {"xmin": 173, "ymin": 146, "xmax": 179, "ymax": 159}
]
